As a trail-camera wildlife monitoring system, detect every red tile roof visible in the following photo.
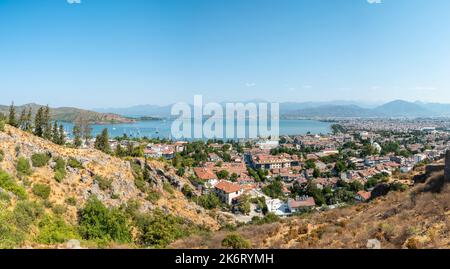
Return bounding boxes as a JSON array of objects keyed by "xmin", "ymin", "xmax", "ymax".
[
  {"xmin": 215, "ymin": 180, "xmax": 242, "ymax": 193},
  {"xmin": 193, "ymin": 168, "xmax": 217, "ymax": 180},
  {"xmin": 288, "ymin": 197, "xmax": 316, "ymax": 208},
  {"xmin": 253, "ymin": 154, "xmax": 292, "ymax": 164},
  {"xmin": 357, "ymin": 191, "xmax": 371, "ymax": 201}
]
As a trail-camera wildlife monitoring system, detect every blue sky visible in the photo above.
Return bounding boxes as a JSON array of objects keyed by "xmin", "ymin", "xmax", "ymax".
[{"xmin": 1, "ymin": 0, "xmax": 450, "ymax": 108}]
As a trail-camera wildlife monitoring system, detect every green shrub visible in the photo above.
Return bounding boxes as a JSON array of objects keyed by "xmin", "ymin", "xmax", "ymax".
[
  {"xmin": 31, "ymin": 153, "xmax": 51, "ymax": 167},
  {"xmin": 36, "ymin": 215, "xmax": 80, "ymax": 244},
  {"xmin": 0, "ymin": 169, "xmax": 27, "ymax": 199},
  {"xmin": 146, "ymin": 191, "xmax": 161, "ymax": 203},
  {"xmin": 237, "ymin": 198, "xmax": 251, "ymax": 215},
  {"xmin": 78, "ymin": 196, "xmax": 131, "ymax": 243},
  {"xmin": 135, "ymin": 209, "xmax": 194, "ymax": 248},
  {"xmin": 181, "ymin": 185, "xmax": 194, "ymax": 198},
  {"xmin": 390, "ymin": 182, "xmax": 408, "ymax": 192},
  {"xmin": 0, "ymin": 191, "xmax": 11, "ymax": 203},
  {"xmin": 16, "ymin": 157, "xmax": 32, "ymax": 176},
  {"xmin": 67, "ymin": 157, "xmax": 83, "ymax": 169},
  {"xmin": 0, "ymin": 120, "xmax": 5, "ymax": 132},
  {"xmin": 131, "ymin": 162, "xmax": 145, "ymax": 182},
  {"xmin": 32, "ymin": 183, "xmax": 51, "ymax": 199},
  {"xmin": 163, "ymin": 182, "xmax": 174, "ymax": 194},
  {"xmin": 54, "ymin": 157, "xmax": 66, "ymax": 170},
  {"xmin": 196, "ymin": 193, "xmax": 221, "ymax": 209},
  {"xmin": 94, "ymin": 175, "xmax": 112, "ymax": 191},
  {"xmin": 221, "ymin": 234, "xmax": 251, "ymax": 249},
  {"xmin": 53, "ymin": 157, "xmax": 66, "ymax": 183},
  {"xmin": 134, "ymin": 178, "xmax": 149, "ymax": 193},
  {"xmin": 0, "ymin": 209, "xmax": 26, "ymax": 248},
  {"xmin": 65, "ymin": 197, "xmax": 77, "ymax": 206},
  {"xmin": 12, "ymin": 200, "xmax": 44, "ymax": 231},
  {"xmin": 250, "ymin": 212, "xmax": 280, "ymax": 225},
  {"xmin": 123, "ymin": 199, "xmax": 141, "ymax": 218},
  {"xmin": 43, "ymin": 199, "xmax": 53, "ymax": 208},
  {"xmin": 54, "ymin": 169, "xmax": 66, "ymax": 183},
  {"xmin": 52, "ymin": 204, "xmax": 67, "ymax": 215},
  {"xmin": 262, "ymin": 180, "xmax": 284, "ymax": 199},
  {"xmin": 0, "ymin": 149, "xmax": 4, "ymax": 162},
  {"xmin": 216, "ymin": 170, "xmax": 229, "ymax": 179}
]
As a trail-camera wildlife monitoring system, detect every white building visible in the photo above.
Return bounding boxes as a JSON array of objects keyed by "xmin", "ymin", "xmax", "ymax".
[
  {"xmin": 266, "ymin": 199, "xmax": 290, "ymax": 216},
  {"xmin": 256, "ymin": 140, "xmax": 279, "ymax": 150},
  {"xmin": 414, "ymin": 153, "xmax": 427, "ymax": 163},
  {"xmin": 372, "ymin": 142, "xmax": 382, "ymax": 154}
]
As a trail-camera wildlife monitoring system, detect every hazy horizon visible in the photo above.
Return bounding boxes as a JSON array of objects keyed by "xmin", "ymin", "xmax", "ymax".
[
  {"xmin": 1, "ymin": 0, "xmax": 450, "ymax": 108},
  {"xmin": 2, "ymin": 98, "xmax": 450, "ymax": 111}
]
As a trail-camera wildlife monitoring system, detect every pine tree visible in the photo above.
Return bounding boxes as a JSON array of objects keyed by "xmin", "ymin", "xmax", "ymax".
[
  {"xmin": 82, "ymin": 121, "xmax": 92, "ymax": 145},
  {"xmin": 115, "ymin": 144, "xmax": 125, "ymax": 157},
  {"xmin": 43, "ymin": 105, "xmax": 52, "ymax": 140},
  {"xmin": 25, "ymin": 107, "xmax": 33, "ymax": 132},
  {"xmin": 34, "ymin": 107, "xmax": 44, "ymax": 137},
  {"xmin": 52, "ymin": 121, "xmax": 59, "ymax": 144},
  {"xmin": 73, "ymin": 124, "xmax": 82, "ymax": 148},
  {"xmin": 94, "ymin": 128, "xmax": 111, "ymax": 154},
  {"xmin": 75, "ymin": 115, "xmax": 92, "ymax": 145},
  {"xmin": 8, "ymin": 102, "xmax": 18, "ymax": 127},
  {"xmin": 126, "ymin": 142, "xmax": 134, "ymax": 156},
  {"xmin": 59, "ymin": 124, "xmax": 65, "ymax": 145},
  {"xmin": 18, "ymin": 109, "xmax": 27, "ymax": 130}
]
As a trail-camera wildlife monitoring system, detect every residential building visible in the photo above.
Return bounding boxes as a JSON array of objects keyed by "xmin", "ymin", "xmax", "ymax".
[
  {"xmin": 214, "ymin": 180, "xmax": 244, "ymax": 205},
  {"xmin": 287, "ymin": 196, "xmax": 316, "ymax": 213}
]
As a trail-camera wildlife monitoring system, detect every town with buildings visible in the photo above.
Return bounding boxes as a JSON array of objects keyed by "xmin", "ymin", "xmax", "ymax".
[{"xmin": 73, "ymin": 119, "xmax": 450, "ymax": 223}]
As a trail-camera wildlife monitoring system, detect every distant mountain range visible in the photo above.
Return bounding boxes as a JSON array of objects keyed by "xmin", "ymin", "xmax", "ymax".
[
  {"xmin": 94, "ymin": 100, "xmax": 450, "ymax": 119},
  {"xmin": 284, "ymin": 100, "xmax": 450, "ymax": 118},
  {"xmin": 0, "ymin": 103, "xmax": 134, "ymax": 124},
  {"xmin": 95, "ymin": 104, "xmax": 172, "ymax": 118}
]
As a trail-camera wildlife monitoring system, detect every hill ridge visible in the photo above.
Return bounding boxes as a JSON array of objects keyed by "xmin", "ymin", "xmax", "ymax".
[{"xmin": 0, "ymin": 103, "xmax": 135, "ymax": 124}]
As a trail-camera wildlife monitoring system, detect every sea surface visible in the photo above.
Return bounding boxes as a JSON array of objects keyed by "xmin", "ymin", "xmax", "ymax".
[{"xmin": 61, "ymin": 119, "xmax": 331, "ymax": 140}]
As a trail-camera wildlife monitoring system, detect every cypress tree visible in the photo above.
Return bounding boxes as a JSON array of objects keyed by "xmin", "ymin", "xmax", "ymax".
[{"xmin": 8, "ymin": 102, "xmax": 18, "ymax": 127}]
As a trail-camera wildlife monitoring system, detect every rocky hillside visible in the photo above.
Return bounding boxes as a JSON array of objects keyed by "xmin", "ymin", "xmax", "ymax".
[
  {"xmin": 0, "ymin": 103, "xmax": 134, "ymax": 124},
  {"xmin": 172, "ymin": 169, "xmax": 450, "ymax": 249},
  {"xmin": 0, "ymin": 125, "xmax": 218, "ymax": 248}
]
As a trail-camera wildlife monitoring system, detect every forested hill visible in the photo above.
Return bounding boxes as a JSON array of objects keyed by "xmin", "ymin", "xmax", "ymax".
[{"xmin": 0, "ymin": 103, "xmax": 134, "ymax": 124}]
